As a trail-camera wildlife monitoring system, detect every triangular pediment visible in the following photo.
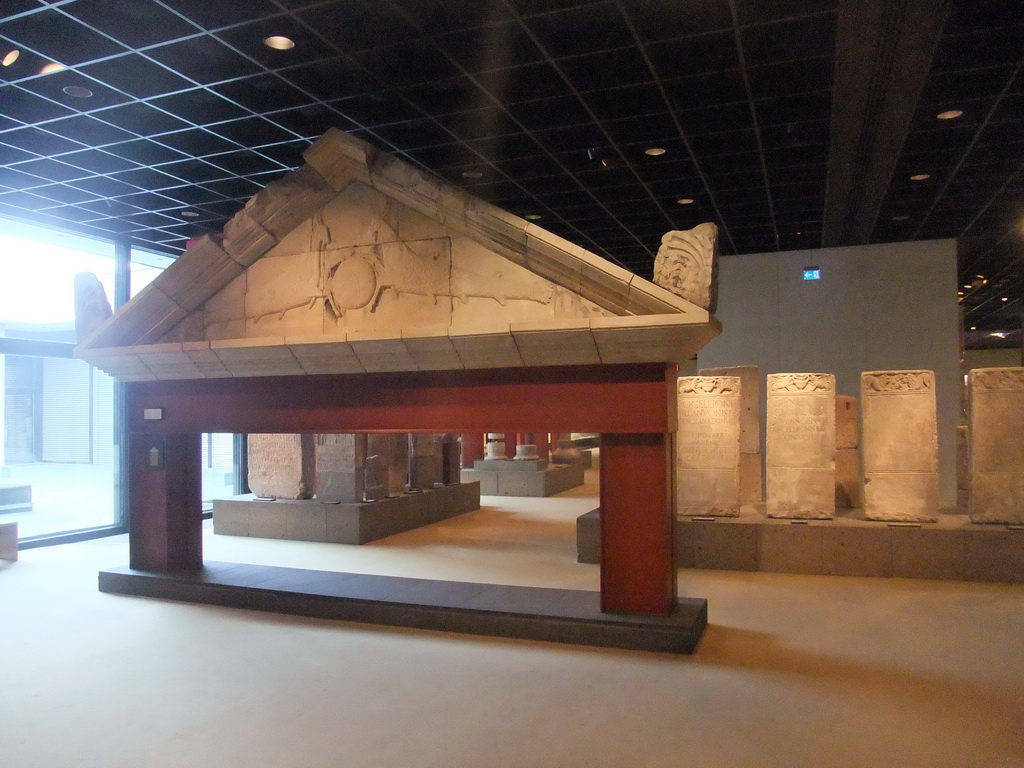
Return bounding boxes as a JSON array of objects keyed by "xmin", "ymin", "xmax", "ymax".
[{"xmin": 76, "ymin": 129, "xmax": 719, "ymax": 381}]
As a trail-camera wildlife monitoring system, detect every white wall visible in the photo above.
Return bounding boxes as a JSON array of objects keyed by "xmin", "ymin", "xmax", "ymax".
[{"xmin": 698, "ymin": 239, "xmax": 960, "ymax": 508}]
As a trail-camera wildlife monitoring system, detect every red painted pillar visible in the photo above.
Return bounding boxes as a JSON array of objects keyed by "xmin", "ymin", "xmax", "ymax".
[
  {"xmin": 505, "ymin": 432, "xmax": 517, "ymax": 459},
  {"xmin": 599, "ymin": 433, "xmax": 675, "ymax": 615},
  {"xmin": 536, "ymin": 432, "xmax": 550, "ymax": 461},
  {"xmin": 129, "ymin": 433, "xmax": 203, "ymax": 572},
  {"xmin": 461, "ymin": 432, "xmax": 485, "ymax": 468}
]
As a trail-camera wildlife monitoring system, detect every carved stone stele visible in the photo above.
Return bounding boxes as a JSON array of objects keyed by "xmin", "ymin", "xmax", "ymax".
[
  {"xmin": 969, "ymin": 367, "xmax": 1024, "ymax": 524},
  {"xmin": 653, "ymin": 222, "xmax": 718, "ymax": 311},
  {"xmin": 861, "ymin": 370, "xmax": 938, "ymax": 522},
  {"xmin": 700, "ymin": 364, "xmax": 762, "ymax": 502},
  {"xmin": 766, "ymin": 373, "xmax": 835, "ymax": 519},
  {"xmin": 248, "ymin": 434, "xmax": 315, "ymax": 500},
  {"xmin": 675, "ymin": 376, "xmax": 741, "ymax": 516}
]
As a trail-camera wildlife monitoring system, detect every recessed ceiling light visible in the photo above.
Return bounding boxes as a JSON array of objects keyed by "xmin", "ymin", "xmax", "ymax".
[
  {"xmin": 461, "ymin": 170, "xmax": 483, "ymax": 179},
  {"xmin": 1002, "ymin": 297, "xmax": 1009, "ymax": 301},
  {"xmin": 676, "ymin": 198, "xmax": 695, "ymax": 205},
  {"xmin": 62, "ymin": 85, "xmax": 93, "ymax": 98},
  {"xmin": 958, "ymin": 292, "xmax": 964, "ymax": 296},
  {"xmin": 263, "ymin": 36, "xmax": 295, "ymax": 50},
  {"xmin": 892, "ymin": 215, "xmax": 909, "ymax": 221},
  {"xmin": 181, "ymin": 210, "xmax": 200, "ymax": 218},
  {"xmin": 2, "ymin": 50, "xmax": 19, "ymax": 67},
  {"xmin": 644, "ymin": 147, "xmax": 667, "ymax": 156},
  {"xmin": 970, "ymin": 326, "xmax": 976, "ymax": 330},
  {"xmin": 937, "ymin": 109, "xmax": 963, "ymax": 120},
  {"xmin": 524, "ymin": 214, "xmax": 542, "ymax": 220},
  {"xmin": 963, "ymin": 284, "xmax": 972, "ymax": 289},
  {"xmin": 991, "ymin": 331, "xmax": 1007, "ymax": 338},
  {"xmin": 39, "ymin": 62, "xmax": 66, "ymax": 75},
  {"xmin": 910, "ymin": 173, "xmax": 931, "ymax": 181}
]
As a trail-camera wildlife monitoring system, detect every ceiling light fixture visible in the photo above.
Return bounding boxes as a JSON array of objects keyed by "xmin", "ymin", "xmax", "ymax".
[
  {"xmin": 181, "ymin": 210, "xmax": 200, "ymax": 218},
  {"xmin": 461, "ymin": 170, "xmax": 483, "ymax": 179},
  {"xmin": 39, "ymin": 62, "xmax": 66, "ymax": 75},
  {"xmin": 263, "ymin": 36, "xmax": 295, "ymax": 50},
  {"xmin": 524, "ymin": 214, "xmax": 542, "ymax": 220},
  {"xmin": 970, "ymin": 326, "xmax": 976, "ymax": 330},
  {"xmin": 991, "ymin": 331, "xmax": 1008, "ymax": 338},
  {"xmin": 644, "ymin": 147, "xmax": 666, "ymax": 156},
  {"xmin": 2, "ymin": 50, "xmax": 19, "ymax": 66},
  {"xmin": 892, "ymin": 215, "xmax": 909, "ymax": 221},
  {"xmin": 963, "ymin": 284, "xmax": 972, "ymax": 289},
  {"xmin": 937, "ymin": 109, "xmax": 963, "ymax": 120},
  {"xmin": 62, "ymin": 85, "xmax": 93, "ymax": 98},
  {"xmin": 1002, "ymin": 297, "xmax": 1009, "ymax": 301},
  {"xmin": 910, "ymin": 173, "xmax": 931, "ymax": 181},
  {"xmin": 676, "ymin": 198, "xmax": 694, "ymax": 205}
]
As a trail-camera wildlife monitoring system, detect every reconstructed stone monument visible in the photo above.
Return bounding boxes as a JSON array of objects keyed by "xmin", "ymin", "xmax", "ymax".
[
  {"xmin": 861, "ymin": 370, "xmax": 938, "ymax": 522},
  {"xmin": 248, "ymin": 433, "xmax": 314, "ymax": 499},
  {"xmin": 675, "ymin": 375, "xmax": 741, "ymax": 516},
  {"xmin": 699, "ymin": 364, "xmax": 761, "ymax": 503},
  {"xmin": 834, "ymin": 395, "xmax": 861, "ymax": 509},
  {"xmin": 968, "ymin": 367, "xmax": 1024, "ymax": 524},
  {"xmin": 766, "ymin": 373, "xmax": 835, "ymax": 519}
]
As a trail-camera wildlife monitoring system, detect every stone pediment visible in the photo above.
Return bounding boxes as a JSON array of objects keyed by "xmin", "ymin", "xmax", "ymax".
[{"xmin": 76, "ymin": 129, "xmax": 720, "ymax": 381}]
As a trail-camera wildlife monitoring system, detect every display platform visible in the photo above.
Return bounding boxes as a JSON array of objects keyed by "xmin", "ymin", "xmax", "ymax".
[
  {"xmin": 98, "ymin": 562, "xmax": 707, "ymax": 654},
  {"xmin": 460, "ymin": 462, "xmax": 584, "ymax": 497},
  {"xmin": 577, "ymin": 507, "xmax": 1024, "ymax": 583},
  {"xmin": 0, "ymin": 483, "xmax": 32, "ymax": 514},
  {"xmin": 213, "ymin": 482, "xmax": 480, "ymax": 545}
]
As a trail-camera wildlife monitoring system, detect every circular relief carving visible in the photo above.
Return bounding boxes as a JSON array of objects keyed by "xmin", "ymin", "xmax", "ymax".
[{"xmin": 327, "ymin": 257, "xmax": 377, "ymax": 311}]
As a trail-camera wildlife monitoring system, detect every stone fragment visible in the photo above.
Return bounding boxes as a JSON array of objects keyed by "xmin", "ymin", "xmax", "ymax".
[
  {"xmin": 314, "ymin": 433, "xmax": 367, "ymax": 503},
  {"xmin": 969, "ymin": 367, "xmax": 1024, "ymax": 524},
  {"xmin": 675, "ymin": 375, "xmax": 741, "ymax": 517},
  {"xmin": 248, "ymin": 434, "xmax": 314, "ymax": 500},
  {"xmin": 766, "ymin": 373, "xmax": 835, "ymax": 519},
  {"xmin": 73, "ymin": 272, "xmax": 112, "ymax": 343},
  {"xmin": 653, "ymin": 222, "xmax": 719, "ymax": 311},
  {"xmin": 861, "ymin": 370, "xmax": 938, "ymax": 522}
]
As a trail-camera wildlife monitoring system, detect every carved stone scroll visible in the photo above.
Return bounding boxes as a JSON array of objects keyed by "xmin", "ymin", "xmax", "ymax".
[
  {"xmin": 861, "ymin": 370, "xmax": 938, "ymax": 522},
  {"xmin": 652, "ymin": 222, "xmax": 718, "ymax": 311},
  {"xmin": 969, "ymin": 367, "xmax": 1024, "ymax": 524},
  {"xmin": 675, "ymin": 376, "xmax": 741, "ymax": 517},
  {"xmin": 766, "ymin": 373, "xmax": 835, "ymax": 519}
]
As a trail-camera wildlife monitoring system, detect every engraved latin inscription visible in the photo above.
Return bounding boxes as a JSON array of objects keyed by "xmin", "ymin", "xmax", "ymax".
[
  {"xmin": 676, "ymin": 376, "xmax": 740, "ymax": 516},
  {"xmin": 248, "ymin": 433, "xmax": 314, "ymax": 500}
]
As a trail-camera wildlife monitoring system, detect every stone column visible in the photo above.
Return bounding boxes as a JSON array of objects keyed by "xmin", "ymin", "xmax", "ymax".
[
  {"xmin": 505, "ymin": 432, "xmax": 518, "ymax": 460},
  {"xmin": 314, "ymin": 433, "xmax": 367, "ymax": 503},
  {"xmin": 861, "ymin": 370, "xmax": 938, "ymax": 522},
  {"xmin": 484, "ymin": 433, "xmax": 506, "ymax": 461},
  {"xmin": 969, "ymin": 367, "xmax": 1024, "ymax": 524},
  {"xmin": 675, "ymin": 375, "xmax": 741, "ymax": 516},
  {"xmin": 514, "ymin": 432, "xmax": 539, "ymax": 460},
  {"xmin": 700, "ymin": 365, "xmax": 761, "ymax": 502},
  {"xmin": 247, "ymin": 433, "xmax": 315, "ymax": 499},
  {"xmin": 766, "ymin": 373, "xmax": 835, "ymax": 519},
  {"xmin": 835, "ymin": 395, "xmax": 862, "ymax": 509}
]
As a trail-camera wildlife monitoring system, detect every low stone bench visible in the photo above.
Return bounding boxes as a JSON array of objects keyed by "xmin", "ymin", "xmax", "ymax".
[{"xmin": 0, "ymin": 521, "xmax": 17, "ymax": 562}]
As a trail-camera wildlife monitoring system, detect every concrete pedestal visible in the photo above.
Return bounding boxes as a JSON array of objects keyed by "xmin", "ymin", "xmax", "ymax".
[
  {"xmin": 461, "ymin": 461, "xmax": 585, "ymax": 496},
  {"xmin": 213, "ymin": 482, "xmax": 480, "ymax": 544},
  {"xmin": 0, "ymin": 521, "xmax": 17, "ymax": 562},
  {"xmin": 0, "ymin": 483, "xmax": 32, "ymax": 514}
]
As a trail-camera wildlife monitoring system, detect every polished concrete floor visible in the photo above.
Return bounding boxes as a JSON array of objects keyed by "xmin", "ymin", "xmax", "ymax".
[{"xmin": 2, "ymin": 470, "xmax": 1023, "ymax": 768}]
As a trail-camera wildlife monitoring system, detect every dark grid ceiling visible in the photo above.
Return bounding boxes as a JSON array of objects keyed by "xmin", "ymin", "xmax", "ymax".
[{"xmin": 1, "ymin": 0, "xmax": 1022, "ymax": 342}]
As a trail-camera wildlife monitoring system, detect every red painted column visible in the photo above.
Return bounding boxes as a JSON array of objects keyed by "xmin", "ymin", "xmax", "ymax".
[
  {"xmin": 505, "ymin": 432, "xmax": 517, "ymax": 459},
  {"xmin": 599, "ymin": 432, "xmax": 675, "ymax": 615},
  {"xmin": 461, "ymin": 432, "xmax": 485, "ymax": 468},
  {"xmin": 536, "ymin": 432, "xmax": 550, "ymax": 461},
  {"xmin": 129, "ymin": 433, "xmax": 203, "ymax": 572}
]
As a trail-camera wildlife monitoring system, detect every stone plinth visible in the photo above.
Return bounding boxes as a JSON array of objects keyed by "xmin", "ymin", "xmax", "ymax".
[
  {"xmin": 969, "ymin": 367, "xmax": 1024, "ymax": 524},
  {"xmin": 461, "ymin": 462, "xmax": 584, "ymax": 497},
  {"xmin": 835, "ymin": 396, "xmax": 861, "ymax": 509},
  {"xmin": 314, "ymin": 433, "xmax": 367, "ymax": 503},
  {"xmin": 675, "ymin": 375, "xmax": 741, "ymax": 516},
  {"xmin": 248, "ymin": 434, "xmax": 314, "ymax": 499},
  {"xmin": 0, "ymin": 520, "xmax": 17, "ymax": 562},
  {"xmin": 700, "ymin": 365, "xmax": 762, "ymax": 502},
  {"xmin": 766, "ymin": 373, "xmax": 835, "ymax": 519},
  {"xmin": 861, "ymin": 370, "xmax": 938, "ymax": 522}
]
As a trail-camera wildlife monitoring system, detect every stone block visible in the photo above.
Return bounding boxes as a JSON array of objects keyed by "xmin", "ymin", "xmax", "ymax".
[
  {"xmin": 956, "ymin": 424, "xmax": 969, "ymax": 491},
  {"xmin": 315, "ymin": 434, "xmax": 366, "ymax": 503},
  {"xmin": 835, "ymin": 447, "xmax": 861, "ymax": 509},
  {"xmin": 766, "ymin": 373, "xmax": 835, "ymax": 519},
  {"xmin": 368, "ymin": 433, "xmax": 408, "ymax": 497},
  {"xmin": 691, "ymin": 520, "xmax": 758, "ymax": 571},
  {"xmin": 963, "ymin": 528, "xmax": 1024, "ymax": 583},
  {"xmin": 699, "ymin": 364, "xmax": 760, "ymax": 454},
  {"xmin": 153, "ymin": 236, "xmax": 243, "ymax": 314},
  {"xmin": 576, "ymin": 508, "xmax": 601, "ymax": 564},
  {"xmin": 460, "ymin": 468, "xmax": 497, "ymax": 495},
  {"xmin": 821, "ymin": 527, "xmax": 892, "ymax": 577},
  {"xmin": 739, "ymin": 452, "xmax": 763, "ymax": 503},
  {"xmin": 303, "ymin": 128, "xmax": 377, "ymax": 188},
  {"xmin": 675, "ymin": 375, "xmax": 741, "ymax": 516},
  {"xmin": 0, "ymin": 521, "xmax": 17, "ymax": 562},
  {"xmin": 222, "ymin": 209, "xmax": 277, "ymax": 268},
  {"xmin": 83, "ymin": 284, "xmax": 186, "ymax": 349},
  {"xmin": 891, "ymin": 528, "xmax": 965, "ymax": 580},
  {"xmin": 244, "ymin": 165, "xmax": 336, "ymax": 240},
  {"xmin": 758, "ymin": 522, "xmax": 824, "ymax": 574},
  {"xmin": 861, "ymin": 370, "xmax": 938, "ymax": 522},
  {"xmin": 835, "ymin": 395, "xmax": 859, "ymax": 449},
  {"xmin": 969, "ymin": 368, "xmax": 1024, "ymax": 524},
  {"xmin": 248, "ymin": 434, "xmax": 315, "ymax": 500}
]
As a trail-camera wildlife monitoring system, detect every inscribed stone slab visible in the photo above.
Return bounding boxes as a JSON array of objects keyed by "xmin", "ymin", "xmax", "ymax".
[
  {"xmin": 315, "ymin": 434, "xmax": 367, "ymax": 503},
  {"xmin": 368, "ymin": 433, "xmax": 408, "ymax": 497},
  {"xmin": 969, "ymin": 367, "xmax": 1024, "ymax": 524},
  {"xmin": 765, "ymin": 373, "xmax": 835, "ymax": 519},
  {"xmin": 247, "ymin": 434, "xmax": 314, "ymax": 500},
  {"xmin": 699, "ymin": 365, "xmax": 760, "ymax": 454},
  {"xmin": 861, "ymin": 370, "xmax": 938, "ymax": 522},
  {"xmin": 675, "ymin": 376, "xmax": 741, "ymax": 516}
]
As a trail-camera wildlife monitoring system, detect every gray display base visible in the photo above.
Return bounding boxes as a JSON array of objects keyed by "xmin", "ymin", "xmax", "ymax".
[
  {"xmin": 551, "ymin": 449, "xmax": 593, "ymax": 469},
  {"xmin": 577, "ymin": 506, "xmax": 1024, "ymax": 583},
  {"xmin": 0, "ymin": 483, "xmax": 32, "ymax": 514},
  {"xmin": 461, "ymin": 463, "xmax": 584, "ymax": 497},
  {"xmin": 98, "ymin": 562, "xmax": 708, "ymax": 654},
  {"xmin": 0, "ymin": 521, "xmax": 17, "ymax": 562},
  {"xmin": 213, "ymin": 482, "xmax": 480, "ymax": 544}
]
